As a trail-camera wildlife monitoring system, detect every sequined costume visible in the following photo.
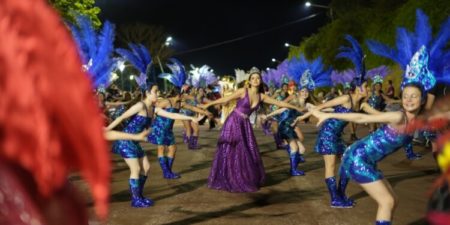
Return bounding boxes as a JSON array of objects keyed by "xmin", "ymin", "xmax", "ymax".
[
  {"xmin": 111, "ymin": 104, "xmax": 126, "ymax": 120},
  {"xmin": 314, "ymin": 103, "xmax": 353, "ymax": 155},
  {"xmin": 180, "ymin": 98, "xmax": 197, "ymax": 116},
  {"xmin": 368, "ymin": 92, "xmax": 386, "ymax": 111},
  {"xmin": 148, "ymin": 103, "xmax": 179, "ymax": 146},
  {"xmin": 340, "ymin": 123, "xmax": 412, "ymax": 183},
  {"xmin": 112, "ymin": 102, "xmax": 152, "ymax": 158},
  {"xmin": 208, "ymin": 89, "xmax": 265, "ymax": 192},
  {"xmin": 277, "ymin": 95, "xmax": 302, "ymax": 140}
]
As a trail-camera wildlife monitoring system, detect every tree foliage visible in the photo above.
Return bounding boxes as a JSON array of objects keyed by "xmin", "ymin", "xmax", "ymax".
[
  {"xmin": 290, "ymin": 0, "xmax": 450, "ymax": 70},
  {"xmin": 48, "ymin": 0, "xmax": 101, "ymax": 28},
  {"xmin": 116, "ymin": 23, "xmax": 174, "ymax": 64}
]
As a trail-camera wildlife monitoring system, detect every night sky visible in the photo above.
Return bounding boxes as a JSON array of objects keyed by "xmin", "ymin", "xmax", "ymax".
[{"xmin": 96, "ymin": 0, "xmax": 331, "ymax": 75}]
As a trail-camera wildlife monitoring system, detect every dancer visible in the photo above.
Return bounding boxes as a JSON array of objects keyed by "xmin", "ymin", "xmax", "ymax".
[
  {"xmin": 311, "ymin": 46, "xmax": 435, "ymax": 225},
  {"xmin": 180, "ymin": 87, "xmax": 197, "ymax": 144},
  {"xmin": 203, "ymin": 67, "xmax": 303, "ymax": 192},
  {"xmin": 265, "ymin": 55, "xmax": 333, "ymax": 176},
  {"xmin": 106, "ymin": 84, "xmax": 199, "ymax": 207},
  {"xmin": 149, "ymin": 88, "xmax": 210, "ymax": 179}
]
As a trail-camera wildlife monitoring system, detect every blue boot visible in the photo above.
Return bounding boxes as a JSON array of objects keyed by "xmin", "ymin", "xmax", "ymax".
[
  {"xmin": 138, "ymin": 175, "xmax": 154, "ymax": 205},
  {"xmin": 337, "ymin": 176, "xmax": 355, "ymax": 206},
  {"xmin": 375, "ymin": 220, "xmax": 391, "ymax": 225},
  {"xmin": 404, "ymin": 141, "xmax": 422, "ymax": 160},
  {"xmin": 298, "ymin": 153, "xmax": 305, "ymax": 163},
  {"xmin": 158, "ymin": 157, "xmax": 176, "ymax": 179},
  {"xmin": 285, "ymin": 145, "xmax": 291, "ymax": 155},
  {"xmin": 188, "ymin": 136, "xmax": 201, "ymax": 149},
  {"xmin": 129, "ymin": 179, "xmax": 152, "ymax": 207},
  {"xmin": 166, "ymin": 156, "xmax": 180, "ymax": 179},
  {"xmin": 325, "ymin": 177, "xmax": 353, "ymax": 208},
  {"xmin": 289, "ymin": 151, "xmax": 305, "ymax": 176},
  {"xmin": 183, "ymin": 132, "xmax": 189, "ymax": 144}
]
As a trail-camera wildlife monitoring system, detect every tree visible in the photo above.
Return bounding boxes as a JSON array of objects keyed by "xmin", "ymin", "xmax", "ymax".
[
  {"xmin": 116, "ymin": 23, "xmax": 174, "ymax": 64},
  {"xmin": 48, "ymin": 0, "xmax": 101, "ymax": 28},
  {"xmin": 289, "ymin": 0, "xmax": 450, "ymax": 89}
]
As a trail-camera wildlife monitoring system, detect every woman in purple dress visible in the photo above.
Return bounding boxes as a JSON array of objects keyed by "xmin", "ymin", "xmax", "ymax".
[{"xmin": 201, "ymin": 67, "xmax": 303, "ymax": 192}]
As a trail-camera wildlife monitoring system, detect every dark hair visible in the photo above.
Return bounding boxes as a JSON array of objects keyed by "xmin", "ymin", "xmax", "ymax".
[
  {"xmin": 401, "ymin": 82, "xmax": 426, "ymax": 103},
  {"xmin": 388, "ymin": 80, "xmax": 393, "ymax": 84},
  {"xmin": 166, "ymin": 87, "xmax": 181, "ymax": 98},
  {"xmin": 248, "ymin": 72, "xmax": 265, "ymax": 94}
]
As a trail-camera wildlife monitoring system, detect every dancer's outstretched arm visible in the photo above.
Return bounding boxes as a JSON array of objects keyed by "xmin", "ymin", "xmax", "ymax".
[
  {"xmin": 106, "ymin": 102, "xmax": 144, "ymax": 130},
  {"xmin": 263, "ymin": 108, "xmax": 288, "ymax": 120},
  {"xmin": 310, "ymin": 108, "xmax": 403, "ymax": 127},
  {"xmin": 182, "ymin": 103, "xmax": 212, "ymax": 117},
  {"xmin": 261, "ymin": 94, "xmax": 303, "ymax": 112},
  {"xmin": 104, "ymin": 130, "xmax": 149, "ymax": 141},
  {"xmin": 360, "ymin": 102, "xmax": 383, "ymax": 115},
  {"xmin": 155, "ymin": 107, "xmax": 201, "ymax": 122},
  {"xmin": 292, "ymin": 94, "xmax": 351, "ymax": 124},
  {"xmin": 200, "ymin": 89, "xmax": 245, "ymax": 108}
]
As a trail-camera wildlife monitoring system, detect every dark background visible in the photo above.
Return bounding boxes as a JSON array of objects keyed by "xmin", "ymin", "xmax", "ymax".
[{"xmin": 96, "ymin": 0, "xmax": 331, "ymax": 75}]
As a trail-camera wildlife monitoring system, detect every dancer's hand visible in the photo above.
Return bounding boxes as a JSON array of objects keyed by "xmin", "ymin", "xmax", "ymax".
[
  {"xmin": 199, "ymin": 104, "xmax": 209, "ymax": 110},
  {"xmin": 191, "ymin": 115, "xmax": 204, "ymax": 123},
  {"xmin": 137, "ymin": 129, "xmax": 150, "ymax": 141},
  {"xmin": 310, "ymin": 108, "xmax": 329, "ymax": 127},
  {"xmin": 260, "ymin": 114, "xmax": 268, "ymax": 121}
]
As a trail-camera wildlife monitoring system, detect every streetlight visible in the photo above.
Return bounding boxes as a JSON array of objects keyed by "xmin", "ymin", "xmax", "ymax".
[
  {"xmin": 266, "ymin": 67, "xmax": 270, "ymax": 71},
  {"xmin": 305, "ymin": 1, "xmax": 333, "ymax": 20},
  {"xmin": 284, "ymin": 42, "xmax": 290, "ymax": 47},
  {"xmin": 157, "ymin": 36, "xmax": 174, "ymax": 92}
]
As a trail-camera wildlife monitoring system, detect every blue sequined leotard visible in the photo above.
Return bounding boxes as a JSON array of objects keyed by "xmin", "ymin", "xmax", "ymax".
[
  {"xmin": 180, "ymin": 98, "xmax": 197, "ymax": 116},
  {"xmin": 112, "ymin": 102, "xmax": 152, "ymax": 158},
  {"xmin": 314, "ymin": 96, "xmax": 353, "ymax": 155},
  {"xmin": 368, "ymin": 91, "xmax": 385, "ymax": 111},
  {"xmin": 339, "ymin": 121, "xmax": 412, "ymax": 183},
  {"xmin": 148, "ymin": 100, "xmax": 180, "ymax": 146}
]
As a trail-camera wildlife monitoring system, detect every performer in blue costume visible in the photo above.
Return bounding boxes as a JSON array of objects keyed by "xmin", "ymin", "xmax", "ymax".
[
  {"xmin": 106, "ymin": 86, "xmax": 198, "ymax": 207},
  {"xmin": 294, "ymin": 35, "xmax": 368, "ymax": 208},
  {"xmin": 311, "ymin": 46, "xmax": 435, "ymax": 225},
  {"xmin": 367, "ymin": 9, "xmax": 450, "ymax": 162},
  {"xmin": 152, "ymin": 63, "xmax": 211, "ymax": 179},
  {"xmin": 265, "ymin": 56, "xmax": 333, "ymax": 176},
  {"xmin": 149, "ymin": 89, "xmax": 210, "ymax": 179}
]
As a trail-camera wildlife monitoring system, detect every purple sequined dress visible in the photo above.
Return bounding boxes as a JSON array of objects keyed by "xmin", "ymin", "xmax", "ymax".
[{"xmin": 208, "ymin": 90, "xmax": 265, "ymax": 192}]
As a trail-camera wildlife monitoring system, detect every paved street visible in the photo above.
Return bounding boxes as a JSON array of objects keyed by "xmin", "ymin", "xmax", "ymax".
[{"xmin": 75, "ymin": 123, "xmax": 437, "ymax": 225}]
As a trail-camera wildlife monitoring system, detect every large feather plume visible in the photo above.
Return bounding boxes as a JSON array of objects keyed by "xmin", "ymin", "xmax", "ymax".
[
  {"xmin": 187, "ymin": 65, "xmax": 217, "ymax": 88},
  {"xmin": 288, "ymin": 54, "xmax": 332, "ymax": 90},
  {"xmin": 366, "ymin": 65, "xmax": 390, "ymax": 80},
  {"xmin": 116, "ymin": 43, "xmax": 152, "ymax": 90},
  {"xmin": 158, "ymin": 58, "xmax": 187, "ymax": 88},
  {"xmin": 235, "ymin": 68, "xmax": 249, "ymax": 85},
  {"xmin": 68, "ymin": 15, "xmax": 116, "ymax": 90},
  {"xmin": 336, "ymin": 34, "xmax": 366, "ymax": 85},
  {"xmin": 367, "ymin": 8, "xmax": 450, "ymax": 84},
  {"xmin": 331, "ymin": 69, "xmax": 356, "ymax": 85}
]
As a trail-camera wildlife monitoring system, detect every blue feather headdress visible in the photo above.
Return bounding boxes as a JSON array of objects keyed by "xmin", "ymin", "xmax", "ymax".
[
  {"xmin": 287, "ymin": 54, "xmax": 332, "ymax": 91},
  {"xmin": 116, "ymin": 43, "xmax": 152, "ymax": 90},
  {"xmin": 336, "ymin": 35, "xmax": 366, "ymax": 87},
  {"xmin": 262, "ymin": 60, "xmax": 289, "ymax": 89},
  {"xmin": 367, "ymin": 9, "xmax": 450, "ymax": 87},
  {"xmin": 401, "ymin": 46, "xmax": 436, "ymax": 91},
  {"xmin": 68, "ymin": 15, "xmax": 116, "ymax": 90},
  {"xmin": 187, "ymin": 65, "xmax": 217, "ymax": 89},
  {"xmin": 367, "ymin": 65, "xmax": 390, "ymax": 84},
  {"xmin": 331, "ymin": 69, "xmax": 356, "ymax": 88},
  {"xmin": 158, "ymin": 58, "xmax": 187, "ymax": 88}
]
